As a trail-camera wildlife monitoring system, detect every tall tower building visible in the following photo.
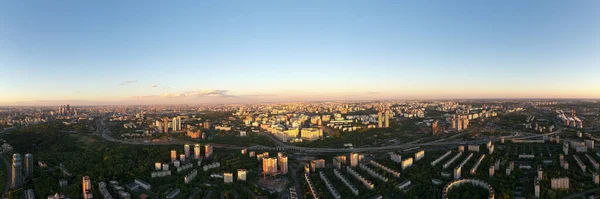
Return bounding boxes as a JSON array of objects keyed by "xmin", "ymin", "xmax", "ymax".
[
  {"xmin": 82, "ymin": 176, "xmax": 92, "ymax": 199},
  {"xmin": 162, "ymin": 118, "xmax": 170, "ymax": 133},
  {"xmin": 205, "ymin": 144, "xmax": 213, "ymax": 158},
  {"xmin": 184, "ymin": 144, "xmax": 190, "ymax": 158},
  {"xmin": 170, "ymin": 150, "xmax": 177, "ymax": 163},
  {"xmin": 194, "ymin": 144, "xmax": 201, "ymax": 160},
  {"xmin": 24, "ymin": 153, "xmax": 33, "ymax": 177},
  {"xmin": 262, "ymin": 158, "xmax": 278, "ymax": 175},
  {"xmin": 378, "ymin": 112, "xmax": 383, "ymax": 128},
  {"xmin": 279, "ymin": 156, "xmax": 288, "ymax": 174},
  {"xmin": 11, "ymin": 153, "xmax": 23, "ymax": 188},
  {"xmin": 534, "ymin": 179, "xmax": 540, "ymax": 198},
  {"xmin": 173, "ymin": 116, "xmax": 182, "ymax": 131},
  {"xmin": 385, "ymin": 110, "xmax": 390, "ymax": 128},
  {"xmin": 203, "ymin": 121, "xmax": 211, "ymax": 130},
  {"xmin": 350, "ymin": 153, "xmax": 359, "ymax": 167},
  {"xmin": 432, "ymin": 120, "xmax": 440, "ymax": 135}
]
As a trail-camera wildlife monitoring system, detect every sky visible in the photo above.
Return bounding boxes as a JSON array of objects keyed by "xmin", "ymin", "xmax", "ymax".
[{"xmin": 1, "ymin": 0, "xmax": 599, "ymax": 105}]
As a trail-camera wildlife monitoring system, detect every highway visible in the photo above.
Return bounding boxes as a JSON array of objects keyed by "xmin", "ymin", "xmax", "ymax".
[{"xmin": 95, "ymin": 116, "xmax": 563, "ymax": 153}]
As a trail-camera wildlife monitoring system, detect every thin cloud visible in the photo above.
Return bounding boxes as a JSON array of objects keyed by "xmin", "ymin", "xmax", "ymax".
[
  {"xmin": 75, "ymin": 91, "xmax": 81, "ymax": 93},
  {"xmin": 118, "ymin": 80, "xmax": 138, "ymax": 86},
  {"xmin": 240, "ymin": 93, "xmax": 277, "ymax": 97},
  {"xmin": 366, "ymin": 91, "xmax": 381, "ymax": 95},
  {"xmin": 132, "ymin": 95, "xmax": 158, "ymax": 99},
  {"xmin": 151, "ymin": 84, "xmax": 158, "ymax": 88},
  {"xmin": 161, "ymin": 89, "xmax": 239, "ymax": 98}
]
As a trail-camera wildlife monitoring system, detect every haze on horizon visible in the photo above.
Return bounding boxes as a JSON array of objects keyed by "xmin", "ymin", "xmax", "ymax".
[{"xmin": 1, "ymin": 0, "xmax": 599, "ymax": 106}]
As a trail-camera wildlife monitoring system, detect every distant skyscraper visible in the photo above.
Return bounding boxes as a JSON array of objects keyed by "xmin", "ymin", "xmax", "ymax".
[
  {"xmin": 205, "ymin": 144, "xmax": 213, "ymax": 158},
  {"xmin": 170, "ymin": 150, "xmax": 177, "ymax": 163},
  {"xmin": 11, "ymin": 153, "xmax": 23, "ymax": 188},
  {"xmin": 385, "ymin": 110, "xmax": 390, "ymax": 128},
  {"xmin": 378, "ymin": 112, "xmax": 383, "ymax": 128},
  {"xmin": 194, "ymin": 144, "xmax": 201, "ymax": 160},
  {"xmin": 432, "ymin": 120, "xmax": 440, "ymax": 135},
  {"xmin": 203, "ymin": 121, "xmax": 211, "ymax": 130},
  {"xmin": 184, "ymin": 144, "xmax": 190, "ymax": 158},
  {"xmin": 82, "ymin": 176, "xmax": 92, "ymax": 199},
  {"xmin": 173, "ymin": 116, "xmax": 182, "ymax": 131},
  {"xmin": 24, "ymin": 153, "xmax": 33, "ymax": 177},
  {"xmin": 162, "ymin": 118, "xmax": 170, "ymax": 133}
]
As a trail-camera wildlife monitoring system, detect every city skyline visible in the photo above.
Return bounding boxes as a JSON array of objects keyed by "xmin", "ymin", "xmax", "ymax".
[{"xmin": 2, "ymin": 0, "xmax": 600, "ymax": 105}]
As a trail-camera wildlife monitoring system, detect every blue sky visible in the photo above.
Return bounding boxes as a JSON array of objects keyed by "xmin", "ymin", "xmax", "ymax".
[{"xmin": 1, "ymin": 0, "xmax": 599, "ymax": 105}]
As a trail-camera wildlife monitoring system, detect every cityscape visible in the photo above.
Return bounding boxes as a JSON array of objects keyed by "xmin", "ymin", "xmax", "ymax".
[{"xmin": 1, "ymin": 1, "xmax": 600, "ymax": 199}]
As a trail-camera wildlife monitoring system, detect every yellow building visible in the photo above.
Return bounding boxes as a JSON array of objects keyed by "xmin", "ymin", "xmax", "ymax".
[
  {"xmin": 301, "ymin": 128, "xmax": 322, "ymax": 141},
  {"xmin": 262, "ymin": 158, "xmax": 278, "ymax": 175}
]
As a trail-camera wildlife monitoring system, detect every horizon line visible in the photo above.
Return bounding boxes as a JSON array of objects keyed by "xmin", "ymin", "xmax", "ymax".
[{"xmin": 1, "ymin": 97, "xmax": 598, "ymax": 107}]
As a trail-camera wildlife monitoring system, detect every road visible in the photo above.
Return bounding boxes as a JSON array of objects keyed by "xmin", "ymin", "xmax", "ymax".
[
  {"xmin": 562, "ymin": 187, "xmax": 600, "ymax": 199},
  {"xmin": 95, "ymin": 116, "xmax": 563, "ymax": 153},
  {"xmin": 94, "ymin": 117, "xmax": 250, "ymax": 149},
  {"xmin": 0, "ymin": 154, "xmax": 10, "ymax": 199}
]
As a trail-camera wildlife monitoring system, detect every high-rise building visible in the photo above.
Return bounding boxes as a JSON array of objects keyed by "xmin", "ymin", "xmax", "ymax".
[
  {"xmin": 385, "ymin": 110, "xmax": 390, "ymax": 128},
  {"xmin": 534, "ymin": 179, "xmax": 540, "ymax": 198},
  {"xmin": 184, "ymin": 144, "xmax": 190, "ymax": 158},
  {"xmin": 237, "ymin": 169, "xmax": 247, "ymax": 181},
  {"xmin": 82, "ymin": 176, "xmax": 93, "ymax": 199},
  {"xmin": 24, "ymin": 189, "xmax": 35, "ymax": 199},
  {"xmin": 194, "ymin": 144, "xmax": 201, "ymax": 160},
  {"xmin": 350, "ymin": 153, "xmax": 359, "ymax": 167},
  {"xmin": 172, "ymin": 116, "xmax": 182, "ymax": 131},
  {"xmin": 378, "ymin": 112, "xmax": 383, "ymax": 128},
  {"xmin": 11, "ymin": 153, "xmax": 23, "ymax": 188},
  {"xmin": 333, "ymin": 155, "xmax": 347, "ymax": 169},
  {"xmin": 162, "ymin": 118, "xmax": 170, "ymax": 133},
  {"xmin": 432, "ymin": 120, "xmax": 440, "ymax": 135},
  {"xmin": 224, "ymin": 172, "xmax": 233, "ymax": 183},
  {"xmin": 453, "ymin": 166, "xmax": 461, "ymax": 180},
  {"xmin": 155, "ymin": 120, "xmax": 164, "ymax": 133},
  {"xmin": 205, "ymin": 144, "xmax": 213, "ymax": 158},
  {"xmin": 310, "ymin": 159, "xmax": 325, "ymax": 172},
  {"xmin": 262, "ymin": 158, "xmax": 278, "ymax": 175},
  {"xmin": 203, "ymin": 121, "xmax": 211, "ymax": 129},
  {"xmin": 279, "ymin": 156, "xmax": 288, "ymax": 174},
  {"xmin": 24, "ymin": 153, "xmax": 33, "ymax": 177},
  {"xmin": 170, "ymin": 150, "xmax": 177, "ymax": 163}
]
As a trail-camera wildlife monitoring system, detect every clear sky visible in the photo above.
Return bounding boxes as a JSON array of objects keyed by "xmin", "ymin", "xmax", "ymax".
[{"xmin": 1, "ymin": 0, "xmax": 599, "ymax": 105}]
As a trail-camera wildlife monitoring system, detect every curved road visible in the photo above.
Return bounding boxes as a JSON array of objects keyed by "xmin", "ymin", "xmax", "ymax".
[
  {"xmin": 96, "ymin": 116, "xmax": 562, "ymax": 153},
  {"xmin": 562, "ymin": 188, "xmax": 600, "ymax": 199}
]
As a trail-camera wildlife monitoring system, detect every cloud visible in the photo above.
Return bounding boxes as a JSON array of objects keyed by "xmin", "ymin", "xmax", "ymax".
[
  {"xmin": 161, "ymin": 89, "xmax": 239, "ymax": 98},
  {"xmin": 75, "ymin": 91, "xmax": 81, "ymax": 93},
  {"xmin": 132, "ymin": 95, "xmax": 159, "ymax": 99},
  {"xmin": 147, "ymin": 90, "xmax": 276, "ymax": 99},
  {"xmin": 240, "ymin": 93, "xmax": 277, "ymax": 97},
  {"xmin": 151, "ymin": 84, "xmax": 158, "ymax": 88},
  {"xmin": 366, "ymin": 91, "xmax": 381, "ymax": 95},
  {"xmin": 118, "ymin": 80, "xmax": 138, "ymax": 86}
]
